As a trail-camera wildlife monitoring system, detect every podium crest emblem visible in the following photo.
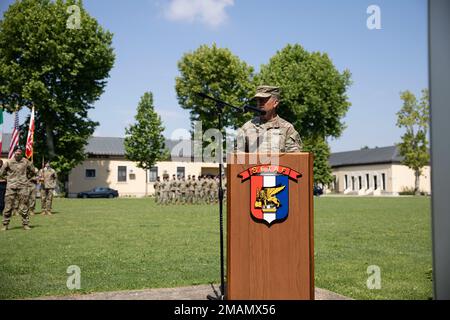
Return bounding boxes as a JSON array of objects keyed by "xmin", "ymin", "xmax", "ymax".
[{"xmin": 238, "ymin": 165, "xmax": 301, "ymax": 225}]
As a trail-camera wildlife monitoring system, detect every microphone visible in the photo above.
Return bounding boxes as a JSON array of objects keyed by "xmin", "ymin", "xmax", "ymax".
[
  {"xmin": 195, "ymin": 91, "xmax": 266, "ymax": 115},
  {"xmin": 244, "ymin": 104, "xmax": 266, "ymax": 115}
]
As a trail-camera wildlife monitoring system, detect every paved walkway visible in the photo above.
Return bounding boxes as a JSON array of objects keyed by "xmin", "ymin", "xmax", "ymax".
[{"xmin": 35, "ymin": 285, "xmax": 351, "ymax": 300}]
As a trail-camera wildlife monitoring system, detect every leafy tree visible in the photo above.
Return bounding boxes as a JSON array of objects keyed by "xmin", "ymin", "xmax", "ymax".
[
  {"xmin": 175, "ymin": 43, "xmax": 255, "ymax": 134},
  {"xmin": 256, "ymin": 44, "xmax": 352, "ymax": 184},
  {"xmin": 124, "ymin": 92, "xmax": 166, "ymax": 196},
  {"xmin": 302, "ymin": 137, "xmax": 333, "ymax": 186},
  {"xmin": 396, "ymin": 89, "xmax": 430, "ymax": 195},
  {"xmin": 0, "ymin": 0, "xmax": 115, "ymax": 189}
]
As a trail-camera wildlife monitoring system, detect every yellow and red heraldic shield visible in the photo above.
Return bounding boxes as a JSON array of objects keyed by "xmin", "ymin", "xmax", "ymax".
[{"xmin": 238, "ymin": 165, "xmax": 302, "ymax": 225}]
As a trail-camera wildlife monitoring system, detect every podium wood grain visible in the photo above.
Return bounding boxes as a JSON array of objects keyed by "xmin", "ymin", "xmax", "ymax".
[{"xmin": 226, "ymin": 153, "xmax": 314, "ymax": 300}]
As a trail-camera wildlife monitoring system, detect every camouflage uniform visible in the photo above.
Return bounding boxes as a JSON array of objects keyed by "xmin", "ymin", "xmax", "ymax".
[
  {"xmin": 185, "ymin": 176, "xmax": 193, "ymax": 204},
  {"xmin": 207, "ymin": 177, "xmax": 216, "ymax": 204},
  {"xmin": 40, "ymin": 165, "xmax": 57, "ymax": 215},
  {"xmin": 236, "ymin": 86, "xmax": 302, "ymax": 153},
  {"xmin": 179, "ymin": 177, "xmax": 187, "ymax": 204},
  {"xmin": 200, "ymin": 177, "xmax": 208, "ymax": 204},
  {"xmin": 153, "ymin": 178, "xmax": 161, "ymax": 204},
  {"xmin": 222, "ymin": 175, "xmax": 227, "ymax": 202},
  {"xmin": 0, "ymin": 156, "xmax": 35, "ymax": 228},
  {"xmin": 237, "ymin": 115, "xmax": 302, "ymax": 153},
  {"xmin": 27, "ymin": 168, "xmax": 39, "ymax": 216},
  {"xmin": 169, "ymin": 176, "xmax": 178, "ymax": 204},
  {"xmin": 193, "ymin": 177, "xmax": 200, "ymax": 204},
  {"xmin": 0, "ymin": 161, "xmax": 6, "ymax": 215},
  {"xmin": 213, "ymin": 177, "xmax": 219, "ymax": 203},
  {"xmin": 161, "ymin": 178, "xmax": 170, "ymax": 205}
]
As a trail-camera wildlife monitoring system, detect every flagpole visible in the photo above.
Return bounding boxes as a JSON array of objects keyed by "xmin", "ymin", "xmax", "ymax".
[{"xmin": 26, "ymin": 104, "xmax": 35, "ymax": 161}]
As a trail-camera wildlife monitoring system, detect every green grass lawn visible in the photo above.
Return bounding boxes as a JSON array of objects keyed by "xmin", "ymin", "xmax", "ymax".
[{"xmin": 0, "ymin": 197, "xmax": 432, "ymax": 300}]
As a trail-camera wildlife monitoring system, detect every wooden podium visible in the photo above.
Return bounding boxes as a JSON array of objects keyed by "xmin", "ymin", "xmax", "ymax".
[{"xmin": 226, "ymin": 153, "xmax": 314, "ymax": 300}]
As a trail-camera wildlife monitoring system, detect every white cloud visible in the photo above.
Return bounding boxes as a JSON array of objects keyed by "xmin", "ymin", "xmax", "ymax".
[{"xmin": 165, "ymin": 0, "xmax": 234, "ymax": 27}]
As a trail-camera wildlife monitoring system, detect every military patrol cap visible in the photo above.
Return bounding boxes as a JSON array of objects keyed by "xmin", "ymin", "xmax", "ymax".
[{"xmin": 254, "ymin": 85, "xmax": 281, "ymax": 100}]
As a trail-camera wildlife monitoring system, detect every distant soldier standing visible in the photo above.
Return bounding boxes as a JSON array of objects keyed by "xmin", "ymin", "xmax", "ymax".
[
  {"xmin": 222, "ymin": 175, "xmax": 227, "ymax": 202},
  {"xmin": 169, "ymin": 174, "xmax": 177, "ymax": 204},
  {"xmin": 197, "ymin": 175, "xmax": 206, "ymax": 204},
  {"xmin": 161, "ymin": 175, "xmax": 170, "ymax": 205},
  {"xmin": 192, "ymin": 175, "xmax": 200, "ymax": 204},
  {"xmin": 154, "ymin": 176, "xmax": 161, "ymax": 204},
  {"xmin": 1, "ymin": 148, "xmax": 35, "ymax": 231},
  {"xmin": 213, "ymin": 176, "xmax": 219, "ymax": 203},
  {"xmin": 207, "ymin": 176, "xmax": 215, "ymax": 204},
  {"xmin": 176, "ymin": 175, "xmax": 183, "ymax": 204},
  {"xmin": 179, "ymin": 176, "xmax": 187, "ymax": 204},
  {"xmin": 185, "ymin": 175, "xmax": 193, "ymax": 204},
  {"xmin": 27, "ymin": 168, "xmax": 39, "ymax": 216},
  {"xmin": 40, "ymin": 161, "xmax": 57, "ymax": 215},
  {"xmin": 200, "ymin": 176, "xmax": 208, "ymax": 204}
]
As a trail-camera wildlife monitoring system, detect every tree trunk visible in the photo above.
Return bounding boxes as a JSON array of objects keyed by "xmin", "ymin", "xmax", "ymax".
[
  {"xmin": 145, "ymin": 169, "xmax": 148, "ymax": 197},
  {"xmin": 414, "ymin": 170, "xmax": 421, "ymax": 196}
]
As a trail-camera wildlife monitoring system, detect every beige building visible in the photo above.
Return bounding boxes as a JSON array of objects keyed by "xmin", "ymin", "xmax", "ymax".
[
  {"xmin": 327, "ymin": 146, "xmax": 431, "ymax": 195},
  {"xmin": 66, "ymin": 137, "xmax": 221, "ymax": 198},
  {"xmin": 1, "ymin": 134, "xmax": 430, "ymax": 197}
]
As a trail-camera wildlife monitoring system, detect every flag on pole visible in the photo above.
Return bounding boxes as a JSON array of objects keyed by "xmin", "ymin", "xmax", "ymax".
[
  {"xmin": 8, "ymin": 111, "xmax": 19, "ymax": 159},
  {"xmin": 0, "ymin": 108, "xmax": 3, "ymax": 154},
  {"xmin": 25, "ymin": 106, "xmax": 35, "ymax": 159}
]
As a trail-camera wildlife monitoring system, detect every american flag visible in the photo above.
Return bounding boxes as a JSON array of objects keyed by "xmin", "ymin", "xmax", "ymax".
[{"xmin": 8, "ymin": 111, "xmax": 19, "ymax": 159}]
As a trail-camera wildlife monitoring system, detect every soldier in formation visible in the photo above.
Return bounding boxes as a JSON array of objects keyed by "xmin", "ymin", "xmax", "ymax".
[
  {"xmin": 153, "ymin": 176, "xmax": 161, "ymax": 204},
  {"xmin": 39, "ymin": 161, "xmax": 57, "ymax": 215},
  {"xmin": 160, "ymin": 175, "xmax": 170, "ymax": 205},
  {"xmin": 28, "ymin": 168, "xmax": 39, "ymax": 216},
  {"xmin": 154, "ymin": 173, "xmax": 226, "ymax": 205}
]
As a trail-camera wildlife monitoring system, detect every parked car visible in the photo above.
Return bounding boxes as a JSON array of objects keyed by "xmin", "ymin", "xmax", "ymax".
[
  {"xmin": 77, "ymin": 187, "xmax": 119, "ymax": 198},
  {"xmin": 313, "ymin": 185, "xmax": 323, "ymax": 196}
]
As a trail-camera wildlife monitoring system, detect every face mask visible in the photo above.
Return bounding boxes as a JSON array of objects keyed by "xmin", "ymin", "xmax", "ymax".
[{"xmin": 14, "ymin": 154, "xmax": 22, "ymax": 161}]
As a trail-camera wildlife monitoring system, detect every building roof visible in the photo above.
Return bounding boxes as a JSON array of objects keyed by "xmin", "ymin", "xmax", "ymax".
[
  {"xmin": 329, "ymin": 146, "xmax": 403, "ymax": 168},
  {"xmin": 1, "ymin": 133, "xmax": 192, "ymax": 159},
  {"xmin": 2, "ymin": 133, "xmax": 405, "ymax": 167},
  {"xmin": 85, "ymin": 136, "xmax": 125, "ymax": 156}
]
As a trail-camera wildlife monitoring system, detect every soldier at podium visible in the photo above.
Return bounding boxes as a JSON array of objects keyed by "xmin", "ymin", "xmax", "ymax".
[{"xmin": 237, "ymin": 85, "xmax": 302, "ymax": 153}]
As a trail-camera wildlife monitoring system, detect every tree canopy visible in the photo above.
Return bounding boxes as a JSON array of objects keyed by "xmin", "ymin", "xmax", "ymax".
[
  {"xmin": 0, "ymin": 0, "xmax": 115, "ymax": 184},
  {"xmin": 396, "ymin": 89, "xmax": 430, "ymax": 195},
  {"xmin": 256, "ymin": 44, "xmax": 352, "ymax": 184},
  {"xmin": 256, "ymin": 44, "xmax": 352, "ymax": 140},
  {"xmin": 124, "ymin": 92, "xmax": 166, "ymax": 171},
  {"xmin": 175, "ymin": 43, "xmax": 255, "ymax": 132}
]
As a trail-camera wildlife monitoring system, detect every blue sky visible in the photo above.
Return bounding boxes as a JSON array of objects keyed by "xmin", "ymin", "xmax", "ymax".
[{"xmin": 0, "ymin": 0, "xmax": 428, "ymax": 152}]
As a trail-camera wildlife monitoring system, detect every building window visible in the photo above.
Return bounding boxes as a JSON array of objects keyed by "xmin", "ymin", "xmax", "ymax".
[
  {"xmin": 351, "ymin": 176, "xmax": 355, "ymax": 191},
  {"xmin": 177, "ymin": 166, "xmax": 185, "ymax": 178},
  {"xmin": 149, "ymin": 166, "xmax": 158, "ymax": 182},
  {"xmin": 118, "ymin": 166, "xmax": 127, "ymax": 182},
  {"xmin": 358, "ymin": 176, "xmax": 362, "ymax": 190},
  {"xmin": 366, "ymin": 174, "xmax": 370, "ymax": 189},
  {"xmin": 374, "ymin": 175, "xmax": 378, "ymax": 190},
  {"xmin": 381, "ymin": 173, "xmax": 386, "ymax": 190},
  {"xmin": 85, "ymin": 169, "xmax": 96, "ymax": 178},
  {"xmin": 344, "ymin": 175, "xmax": 348, "ymax": 189}
]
